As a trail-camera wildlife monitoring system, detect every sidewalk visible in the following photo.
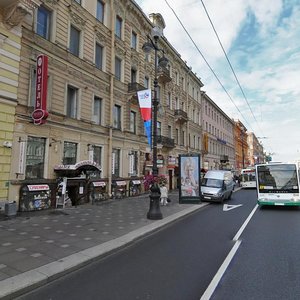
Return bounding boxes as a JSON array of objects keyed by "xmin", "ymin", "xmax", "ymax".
[{"xmin": 0, "ymin": 190, "xmax": 206, "ymax": 299}]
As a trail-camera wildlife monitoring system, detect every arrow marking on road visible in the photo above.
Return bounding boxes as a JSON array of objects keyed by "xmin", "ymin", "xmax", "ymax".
[{"xmin": 223, "ymin": 204, "xmax": 243, "ymax": 211}]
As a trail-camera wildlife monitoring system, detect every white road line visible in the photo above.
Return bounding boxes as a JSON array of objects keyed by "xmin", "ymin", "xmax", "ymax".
[
  {"xmin": 200, "ymin": 204, "xmax": 259, "ymax": 300},
  {"xmin": 233, "ymin": 204, "xmax": 259, "ymax": 241},
  {"xmin": 200, "ymin": 240, "xmax": 241, "ymax": 300}
]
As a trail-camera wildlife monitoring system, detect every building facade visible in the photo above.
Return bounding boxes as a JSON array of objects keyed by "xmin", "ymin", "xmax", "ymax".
[
  {"xmin": 0, "ymin": 0, "xmax": 38, "ymax": 208},
  {"xmin": 7, "ymin": 0, "xmax": 210, "ymax": 210},
  {"xmin": 201, "ymin": 92, "xmax": 235, "ymax": 171},
  {"xmin": 247, "ymin": 132, "xmax": 264, "ymax": 165},
  {"xmin": 234, "ymin": 120, "xmax": 249, "ymax": 171}
]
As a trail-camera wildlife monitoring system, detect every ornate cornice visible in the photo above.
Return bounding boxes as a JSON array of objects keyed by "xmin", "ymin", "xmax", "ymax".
[{"xmin": 3, "ymin": 0, "xmax": 39, "ymax": 28}]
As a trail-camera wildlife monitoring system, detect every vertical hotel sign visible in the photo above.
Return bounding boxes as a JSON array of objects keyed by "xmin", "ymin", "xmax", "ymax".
[{"xmin": 32, "ymin": 54, "xmax": 49, "ymax": 125}]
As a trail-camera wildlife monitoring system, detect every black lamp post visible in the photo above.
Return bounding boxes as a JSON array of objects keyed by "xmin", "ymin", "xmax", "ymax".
[{"xmin": 142, "ymin": 27, "xmax": 168, "ymax": 220}]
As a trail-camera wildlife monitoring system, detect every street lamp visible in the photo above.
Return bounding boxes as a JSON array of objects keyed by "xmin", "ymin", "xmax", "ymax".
[{"xmin": 142, "ymin": 26, "xmax": 168, "ymax": 220}]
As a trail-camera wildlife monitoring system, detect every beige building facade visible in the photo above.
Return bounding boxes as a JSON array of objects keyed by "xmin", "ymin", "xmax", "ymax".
[
  {"xmin": 201, "ymin": 92, "xmax": 235, "ymax": 171},
  {"xmin": 6, "ymin": 0, "xmax": 208, "ymax": 210}
]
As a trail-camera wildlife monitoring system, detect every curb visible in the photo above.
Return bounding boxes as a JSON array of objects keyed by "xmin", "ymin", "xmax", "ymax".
[{"xmin": 0, "ymin": 203, "xmax": 207, "ymax": 299}]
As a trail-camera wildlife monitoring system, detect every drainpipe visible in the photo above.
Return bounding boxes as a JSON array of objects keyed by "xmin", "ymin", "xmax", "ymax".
[{"xmin": 107, "ymin": 0, "xmax": 115, "ymax": 196}]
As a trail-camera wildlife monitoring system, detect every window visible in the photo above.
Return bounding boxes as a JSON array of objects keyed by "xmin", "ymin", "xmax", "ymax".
[
  {"xmin": 130, "ymin": 111, "xmax": 136, "ymax": 133},
  {"xmin": 115, "ymin": 56, "xmax": 122, "ymax": 81},
  {"xmin": 115, "ymin": 15, "xmax": 122, "ymax": 39},
  {"xmin": 36, "ymin": 5, "xmax": 51, "ymax": 40},
  {"xmin": 112, "ymin": 148, "xmax": 120, "ymax": 177},
  {"xmin": 95, "ymin": 43, "xmax": 103, "ymax": 70},
  {"xmin": 93, "ymin": 145, "xmax": 102, "ymax": 166},
  {"xmin": 113, "ymin": 104, "xmax": 121, "ymax": 129},
  {"xmin": 93, "ymin": 96, "xmax": 102, "ymax": 125},
  {"xmin": 167, "ymin": 92, "xmax": 171, "ymax": 108},
  {"xmin": 175, "ymin": 129, "xmax": 179, "ymax": 144},
  {"xmin": 131, "ymin": 68, "xmax": 137, "ymax": 83},
  {"xmin": 74, "ymin": 0, "xmax": 81, "ymax": 4},
  {"xmin": 181, "ymin": 130, "xmax": 185, "ymax": 146},
  {"xmin": 131, "ymin": 31, "xmax": 137, "ymax": 49},
  {"xmin": 144, "ymin": 76, "xmax": 149, "ymax": 88},
  {"xmin": 157, "ymin": 121, "xmax": 161, "ymax": 136},
  {"xmin": 67, "ymin": 85, "xmax": 78, "ymax": 118},
  {"xmin": 25, "ymin": 136, "xmax": 46, "ymax": 179},
  {"xmin": 63, "ymin": 142, "xmax": 77, "ymax": 165},
  {"xmin": 69, "ymin": 25, "xmax": 80, "ymax": 56},
  {"xmin": 168, "ymin": 125, "xmax": 172, "ymax": 138},
  {"xmin": 96, "ymin": 0, "xmax": 104, "ymax": 23},
  {"xmin": 129, "ymin": 151, "xmax": 138, "ymax": 176}
]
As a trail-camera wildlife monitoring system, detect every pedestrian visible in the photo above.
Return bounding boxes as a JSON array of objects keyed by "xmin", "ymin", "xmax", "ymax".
[{"xmin": 160, "ymin": 183, "xmax": 168, "ymax": 206}]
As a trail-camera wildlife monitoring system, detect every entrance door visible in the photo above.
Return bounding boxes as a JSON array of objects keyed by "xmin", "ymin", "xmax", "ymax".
[{"xmin": 168, "ymin": 169, "xmax": 173, "ymax": 190}]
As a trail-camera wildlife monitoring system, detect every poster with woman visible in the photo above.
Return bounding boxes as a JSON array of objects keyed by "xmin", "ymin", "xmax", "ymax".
[{"xmin": 179, "ymin": 154, "xmax": 201, "ymax": 204}]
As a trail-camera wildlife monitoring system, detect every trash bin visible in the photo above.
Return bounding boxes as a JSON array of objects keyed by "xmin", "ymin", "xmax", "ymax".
[{"xmin": 5, "ymin": 201, "xmax": 17, "ymax": 217}]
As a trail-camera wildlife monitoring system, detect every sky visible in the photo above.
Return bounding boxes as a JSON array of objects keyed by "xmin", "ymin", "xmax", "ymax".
[{"xmin": 134, "ymin": 0, "xmax": 300, "ymax": 163}]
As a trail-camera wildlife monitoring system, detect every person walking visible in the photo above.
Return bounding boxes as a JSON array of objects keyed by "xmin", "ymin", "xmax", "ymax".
[{"xmin": 160, "ymin": 183, "xmax": 168, "ymax": 206}]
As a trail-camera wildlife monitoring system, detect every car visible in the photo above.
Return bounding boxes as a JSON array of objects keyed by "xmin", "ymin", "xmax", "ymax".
[{"xmin": 201, "ymin": 170, "xmax": 235, "ymax": 203}]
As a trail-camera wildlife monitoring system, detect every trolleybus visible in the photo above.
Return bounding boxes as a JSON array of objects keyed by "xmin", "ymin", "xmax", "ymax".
[
  {"xmin": 256, "ymin": 162, "xmax": 300, "ymax": 206},
  {"xmin": 240, "ymin": 167, "xmax": 256, "ymax": 188}
]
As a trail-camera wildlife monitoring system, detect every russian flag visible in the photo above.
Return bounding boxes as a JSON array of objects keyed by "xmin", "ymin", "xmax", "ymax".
[{"xmin": 137, "ymin": 89, "xmax": 152, "ymax": 147}]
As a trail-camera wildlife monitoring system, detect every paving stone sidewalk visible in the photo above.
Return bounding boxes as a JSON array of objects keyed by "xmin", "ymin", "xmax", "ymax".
[{"xmin": 0, "ymin": 191, "xmax": 205, "ymax": 299}]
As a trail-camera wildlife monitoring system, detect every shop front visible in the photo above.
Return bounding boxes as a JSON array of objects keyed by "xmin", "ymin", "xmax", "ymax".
[
  {"xmin": 129, "ymin": 179, "xmax": 142, "ymax": 196},
  {"xmin": 19, "ymin": 184, "xmax": 53, "ymax": 212},
  {"xmin": 89, "ymin": 180, "xmax": 108, "ymax": 203},
  {"xmin": 54, "ymin": 160, "xmax": 102, "ymax": 206}
]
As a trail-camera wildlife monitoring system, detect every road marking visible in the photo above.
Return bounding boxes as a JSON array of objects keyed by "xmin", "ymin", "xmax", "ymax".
[
  {"xmin": 200, "ymin": 204, "xmax": 259, "ymax": 300},
  {"xmin": 233, "ymin": 204, "xmax": 258, "ymax": 241},
  {"xmin": 223, "ymin": 204, "xmax": 243, "ymax": 211},
  {"xmin": 200, "ymin": 240, "xmax": 242, "ymax": 300}
]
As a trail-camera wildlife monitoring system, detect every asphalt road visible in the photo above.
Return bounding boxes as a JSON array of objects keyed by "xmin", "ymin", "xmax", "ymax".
[
  {"xmin": 17, "ymin": 189, "xmax": 257, "ymax": 300},
  {"xmin": 212, "ymin": 201, "xmax": 300, "ymax": 300}
]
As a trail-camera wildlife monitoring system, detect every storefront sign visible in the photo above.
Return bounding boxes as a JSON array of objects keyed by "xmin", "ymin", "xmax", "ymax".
[
  {"xmin": 28, "ymin": 184, "xmax": 49, "ymax": 191},
  {"xmin": 54, "ymin": 160, "xmax": 101, "ymax": 171},
  {"xmin": 32, "ymin": 54, "xmax": 49, "ymax": 125},
  {"xmin": 93, "ymin": 181, "xmax": 106, "ymax": 187},
  {"xmin": 116, "ymin": 181, "xmax": 126, "ymax": 186},
  {"xmin": 18, "ymin": 140, "xmax": 26, "ymax": 174}
]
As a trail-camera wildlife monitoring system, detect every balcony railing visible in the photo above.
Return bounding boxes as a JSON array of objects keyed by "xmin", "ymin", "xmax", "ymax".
[
  {"xmin": 157, "ymin": 135, "xmax": 175, "ymax": 148},
  {"xmin": 157, "ymin": 66, "xmax": 172, "ymax": 84},
  {"xmin": 220, "ymin": 155, "xmax": 229, "ymax": 162},
  {"xmin": 174, "ymin": 109, "xmax": 188, "ymax": 123},
  {"xmin": 128, "ymin": 82, "xmax": 146, "ymax": 93}
]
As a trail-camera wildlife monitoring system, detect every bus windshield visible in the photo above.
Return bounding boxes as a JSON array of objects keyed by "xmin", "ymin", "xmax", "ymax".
[{"xmin": 257, "ymin": 164, "xmax": 299, "ymax": 192}]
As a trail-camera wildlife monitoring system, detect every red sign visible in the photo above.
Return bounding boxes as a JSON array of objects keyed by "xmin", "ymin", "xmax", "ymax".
[{"xmin": 32, "ymin": 54, "xmax": 48, "ymax": 125}]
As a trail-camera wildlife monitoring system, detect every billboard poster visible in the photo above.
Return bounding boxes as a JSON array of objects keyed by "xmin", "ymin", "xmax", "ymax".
[{"xmin": 179, "ymin": 154, "xmax": 201, "ymax": 204}]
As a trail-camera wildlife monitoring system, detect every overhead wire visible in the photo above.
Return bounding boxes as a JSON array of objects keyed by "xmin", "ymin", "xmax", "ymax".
[
  {"xmin": 164, "ymin": 0, "xmax": 275, "ymax": 154},
  {"xmin": 163, "ymin": 0, "xmax": 253, "ymax": 131}
]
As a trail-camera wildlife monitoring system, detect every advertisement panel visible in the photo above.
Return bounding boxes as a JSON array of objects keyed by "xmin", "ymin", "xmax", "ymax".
[{"xmin": 179, "ymin": 154, "xmax": 201, "ymax": 204}]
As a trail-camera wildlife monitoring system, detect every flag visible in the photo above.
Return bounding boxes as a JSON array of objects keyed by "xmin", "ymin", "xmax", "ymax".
[{"xmin": 137, "ymin": 89, "xmax": 152, "ymax": 147}]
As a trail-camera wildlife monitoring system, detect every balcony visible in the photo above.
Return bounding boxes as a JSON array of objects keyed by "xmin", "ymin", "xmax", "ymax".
[
  {"xmin": 157, "ymin": 135, "xmax": 175, "ymax": 148},
  {"xmin": 128, "ymin": 82, "xmax": 147, "ymax": 104},
  {"xmin": 157, "ymin": 66, "xmax": 172, "ymax": 84},
  {"xmin": 128, "ymin": 82, "xmax": 146, "ymax": 93},
  {"xmin": 220, "ymin": 155, "xmax": 229, "ymax": 163},
  {"xmin": 174, "ymin": 109, "xmax": 188, "ymax": 123}
]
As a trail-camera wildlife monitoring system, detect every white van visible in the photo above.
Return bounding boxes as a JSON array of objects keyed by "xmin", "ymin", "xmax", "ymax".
[{"xmin": 201, "ymin": 170, "xmax": 235, "ymax": 203}]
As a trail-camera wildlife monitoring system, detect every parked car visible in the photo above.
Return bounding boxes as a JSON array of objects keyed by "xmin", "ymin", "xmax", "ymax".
[{"xmin": 201, "ymin": 170, "xmax": 235, "ymax": 203}]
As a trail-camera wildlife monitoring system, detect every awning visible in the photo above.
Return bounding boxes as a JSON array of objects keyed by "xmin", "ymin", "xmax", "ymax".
[
  {"xmin": 93, "ymin": 182, "xmax": 106, "ymax": 187},
  {"xmin": 116, "ymin": 181, "xmax": 126, "ymax": 186},
  {"xmin": 54, "ymin": 160, "xmax": 102, "ymax": 171},
  {"xmin": 132, "ymin": 180, "xmax": 141, "ymax": 184}
]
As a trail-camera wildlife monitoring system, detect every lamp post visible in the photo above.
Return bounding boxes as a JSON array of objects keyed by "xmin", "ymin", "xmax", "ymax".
[{"xmin": 142, "ymin": 26, "xmax": 168, "ymax": 220}]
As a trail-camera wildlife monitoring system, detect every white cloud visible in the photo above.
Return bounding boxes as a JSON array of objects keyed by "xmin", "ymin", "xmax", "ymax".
[{"xmin": 135, "ymin": 0, "xmax": 300, "ymax": 162}]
